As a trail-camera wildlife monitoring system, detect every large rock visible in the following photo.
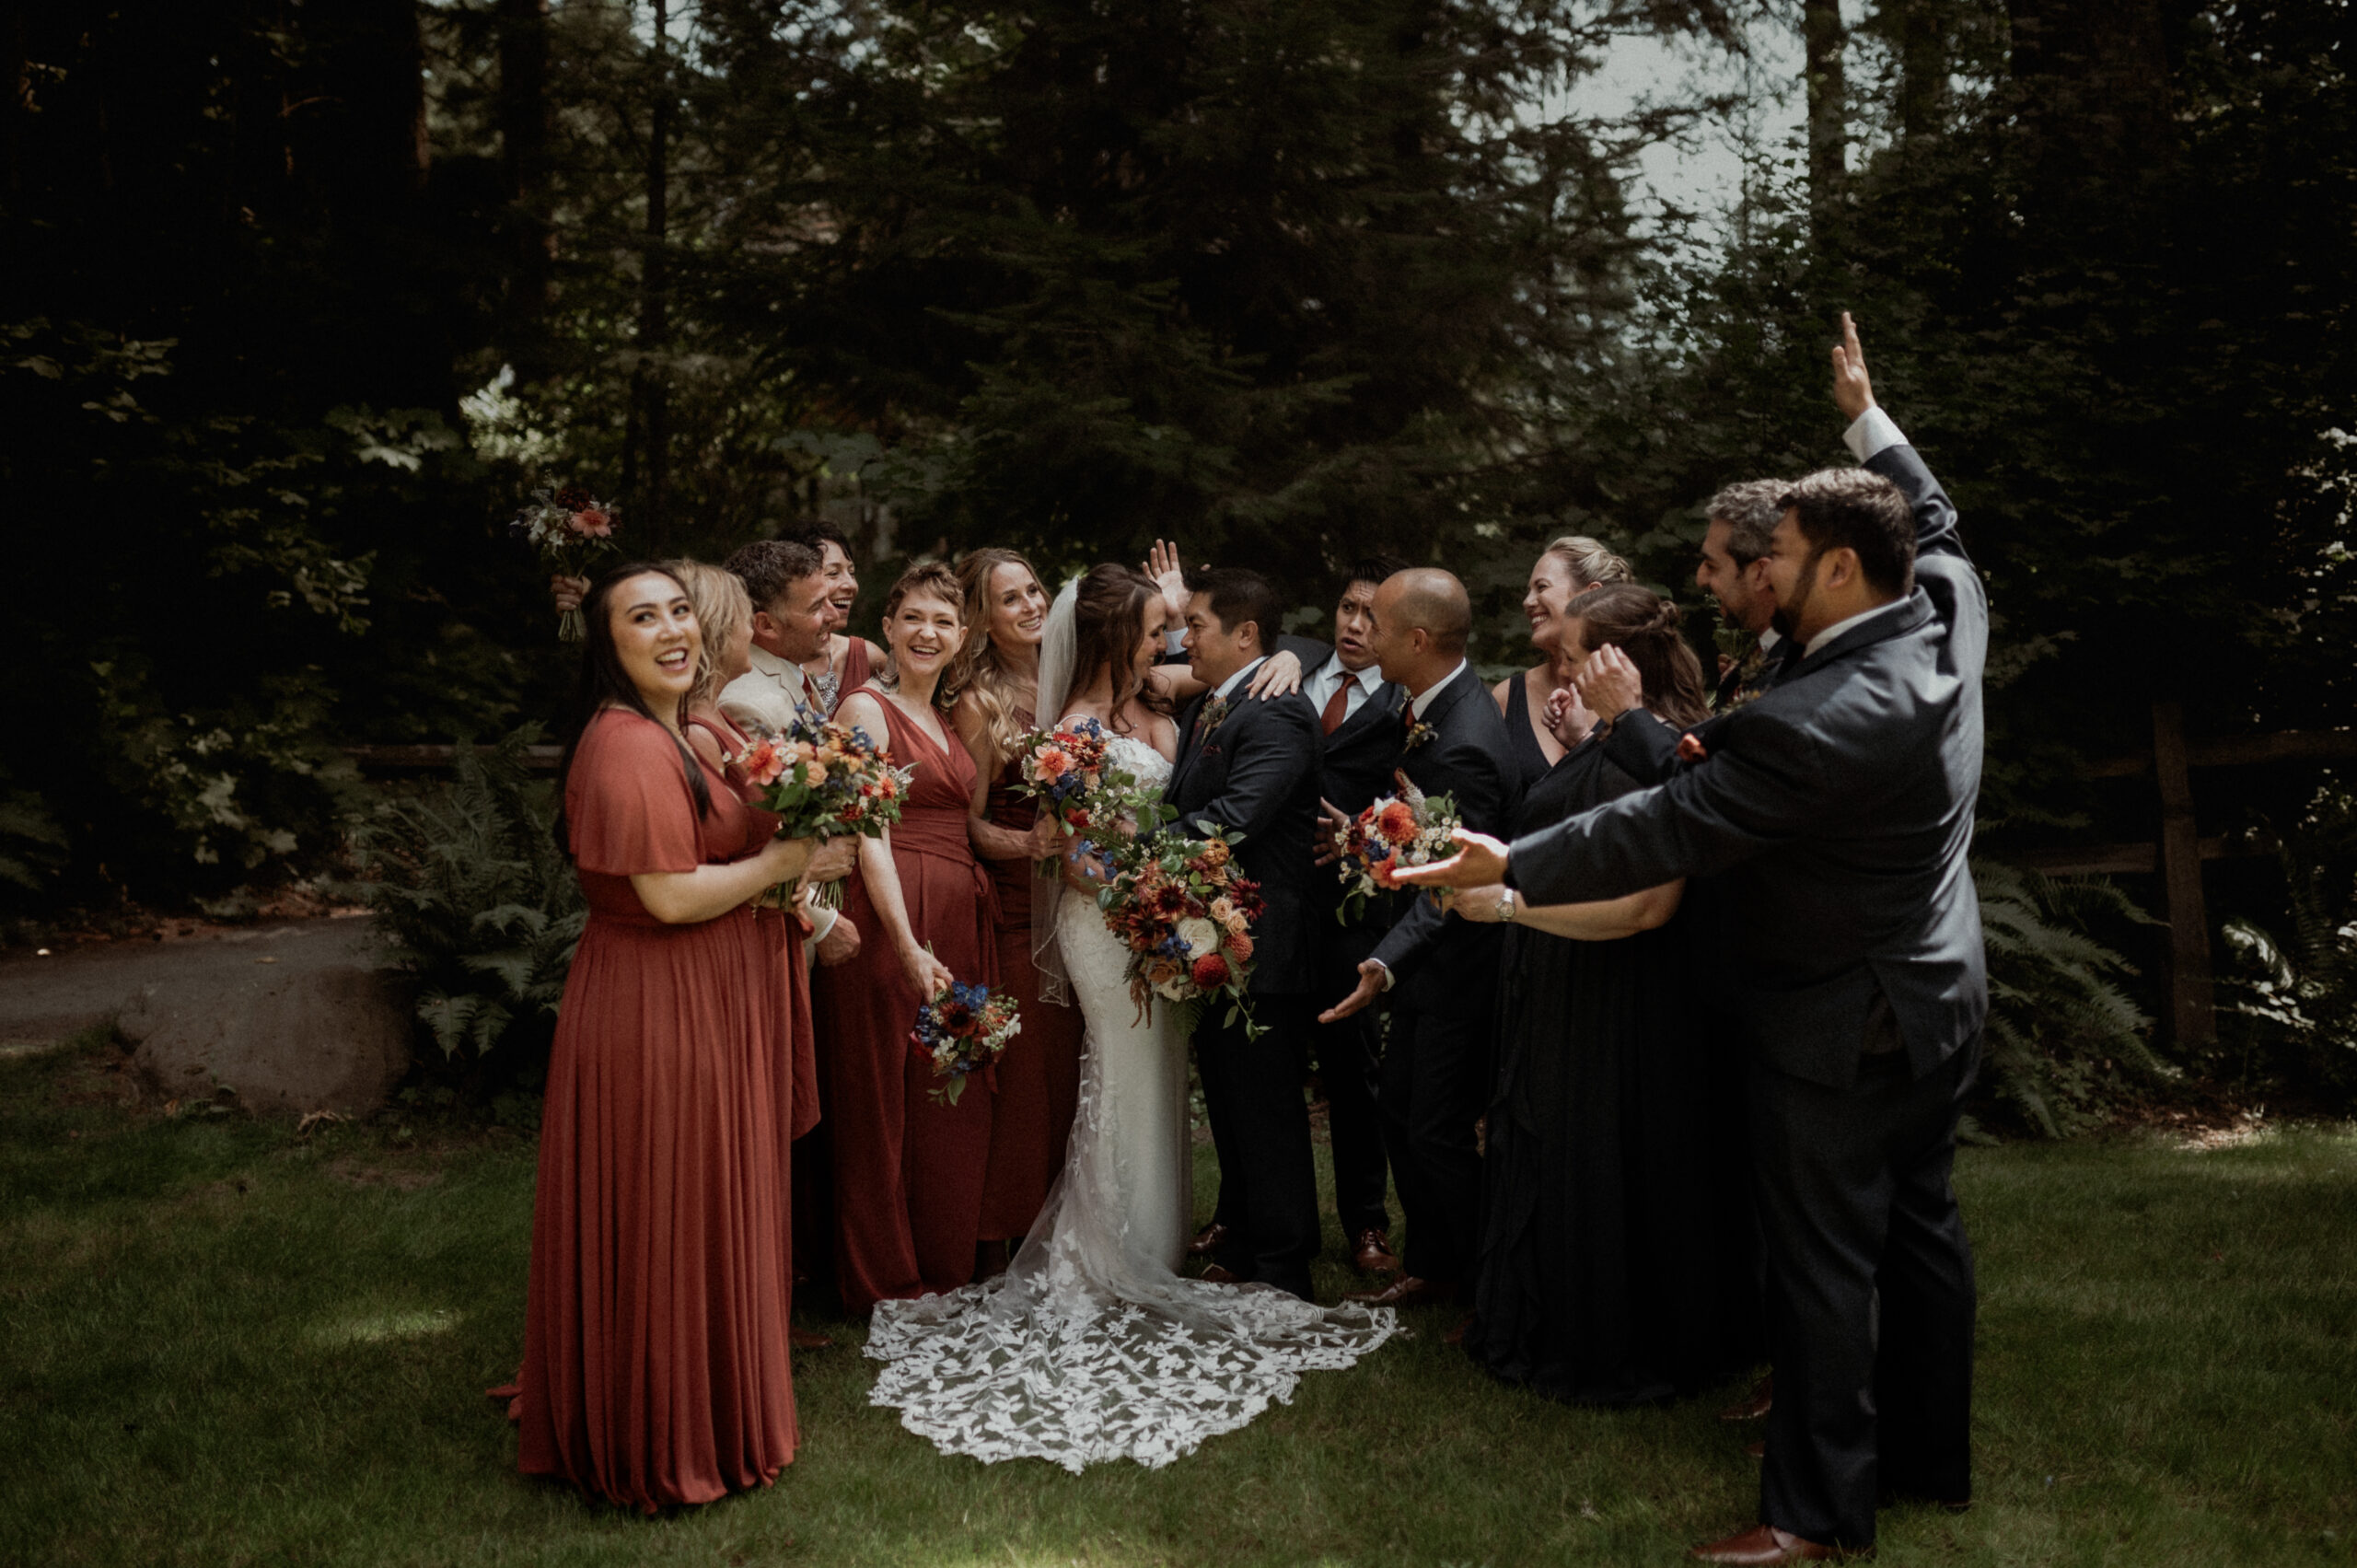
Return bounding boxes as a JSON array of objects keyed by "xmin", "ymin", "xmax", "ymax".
[{"xmin": 0, "ymin": 917, "xmax": 411, "ymax": 1116}]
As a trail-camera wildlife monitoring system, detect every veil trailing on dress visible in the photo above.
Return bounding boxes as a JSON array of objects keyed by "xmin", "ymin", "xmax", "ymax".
[{"xmin": 1029, "ymin": 576, "xmax": 1081, "ymax": 1004}]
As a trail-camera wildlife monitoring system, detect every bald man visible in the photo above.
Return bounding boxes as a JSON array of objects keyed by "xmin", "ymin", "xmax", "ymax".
[{"xmin": 1324, "ymin": 568, "xmax": 1519, "ymax": 1309}]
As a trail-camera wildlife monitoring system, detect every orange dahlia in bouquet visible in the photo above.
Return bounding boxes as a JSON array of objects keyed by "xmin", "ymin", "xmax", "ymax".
[
  {"xmin": 1097, "ymin": 825, "xmax": 1266, "ymax": 1038},
  {"xmin": 731, "ymin": 715, "xmax": 915, "ymax": 907},
  {"xmin": 1335, "ymin": 770, "xmax": 1461, "ymax": 923},
  {"xmin": 1015, "ymin": 716, "xmax": 1131, "ymax": 836}
]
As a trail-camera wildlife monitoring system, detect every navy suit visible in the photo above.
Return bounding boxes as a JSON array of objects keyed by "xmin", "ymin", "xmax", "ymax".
[
  {"xmin": 1364, "ymin": 664, "xmax": 1518, "ymax": 1284},
  {"xmin": 1167, "ymin": 668, "xmax": 1327, "ymax": 1297},
  {"xmin": 1505, "ymin": 436, "xmax": 1982, "ymax": 1549},
  {"xmin": 1289, "ymin": 639, "xmax": 1409, "ymax": 1243}
]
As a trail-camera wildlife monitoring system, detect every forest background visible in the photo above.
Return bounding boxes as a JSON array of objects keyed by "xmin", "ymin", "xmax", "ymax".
[{"xmin": 6, "ymin": 0, "xmax": 2356, "ymax": 1123}]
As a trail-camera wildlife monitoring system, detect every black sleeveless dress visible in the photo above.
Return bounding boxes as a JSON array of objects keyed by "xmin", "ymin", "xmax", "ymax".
[
  {"xmin": 1501, "ymin": 675, "xmax": 1558, "ymax": 802},
  {"xmin": 1463, "ymin": 730, "xmax": 1759, "ymax": 1405}
]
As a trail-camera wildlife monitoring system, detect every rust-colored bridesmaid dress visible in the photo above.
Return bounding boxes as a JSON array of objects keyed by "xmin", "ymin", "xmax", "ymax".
[
  {"xmin": 809, "ymin": 691, "xmax": 999, "ymax": 1308},
  {"xmin": 974, "ymin": 705, "xmax": 1086, "ymax": 1243},
  {"xmin": 515, "ymin": 708, "xmax": 797, "ymax": 1512}
]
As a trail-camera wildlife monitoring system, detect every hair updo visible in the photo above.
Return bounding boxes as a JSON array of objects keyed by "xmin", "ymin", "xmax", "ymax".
[{"xmin": 1570, "ymin": 583, "xmax": 1711, "ymax": 728}]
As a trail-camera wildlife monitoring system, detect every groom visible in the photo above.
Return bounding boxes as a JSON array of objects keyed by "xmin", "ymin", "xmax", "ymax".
[{"xmin": 1167, "ymin": 567, "xmax": 1328, "ymax": 1300}]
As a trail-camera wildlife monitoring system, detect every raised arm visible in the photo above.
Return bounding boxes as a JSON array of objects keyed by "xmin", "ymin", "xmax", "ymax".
[{"xmin": 1833, "ymin": 310, "xmax": 1962, "ymax": 563}]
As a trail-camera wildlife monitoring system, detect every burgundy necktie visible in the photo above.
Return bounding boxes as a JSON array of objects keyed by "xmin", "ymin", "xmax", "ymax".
[{"xmin": 1320, "ymin": 679, "xmax": 1352, "ymax": 737}]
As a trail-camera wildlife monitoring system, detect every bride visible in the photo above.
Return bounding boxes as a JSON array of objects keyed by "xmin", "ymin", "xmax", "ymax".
[{"xmin": 865, "ymin": 564, "xmax": 1397, "ymax": 1471}]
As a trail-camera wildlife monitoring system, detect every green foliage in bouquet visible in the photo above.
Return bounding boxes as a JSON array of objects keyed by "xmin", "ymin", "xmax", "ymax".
[
  {"xmin": 1975, "ymin": 860, "xmax": 2167, "ymax": 1138},
  {"xmin": 2219, "ymin": 784, "xmax": 2357, "ymax": 1107},
  {"xmin": 347, "ymin": 727, "xmax": 583, "ymax": 1064}
]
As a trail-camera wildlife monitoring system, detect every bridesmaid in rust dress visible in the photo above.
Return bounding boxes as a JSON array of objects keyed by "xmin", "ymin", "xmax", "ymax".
[
  {"xmin": 811, "ymin": 563, "xmax": 1001, "ymax": 1307},
  {"xmin": 514, "ymin": 563, "xmax": 815, "ymax": 1512},
  {"xmin": 949, "ymin": 549, "xmax": 1086, "ymax": 1263}
]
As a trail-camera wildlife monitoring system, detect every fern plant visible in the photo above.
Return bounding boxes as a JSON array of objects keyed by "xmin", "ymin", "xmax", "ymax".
[
  {"xmin": 2219, "ymin": 783, "xmax": 2357, "ymax": 1104},
  {"xmin": 1974, "ymin": 858, "xmax": 2167, "ymax": 1137},
  {"xmin": 348, "ymin": 726, "xmax": 584, "ymax": 1063}
]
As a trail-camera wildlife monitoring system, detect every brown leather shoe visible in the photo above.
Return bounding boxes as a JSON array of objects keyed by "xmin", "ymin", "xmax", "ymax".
[
  {"xmin": 1688, "ymin": 1524, "xmax": 1838, "ymax": 1563},
  {"xmin": 1743, "ymin": 1440, "xmax": 1765, "ymax": 1459},
  {"xmin": 1342, "ymin": 1274, "xmax": 1457, "ymax": 1308},
  {"xmin": 1720, "ymin": 1372, "xmax": 1774, "ymax": 1423},
  {"xmin": 1442, "ymin": 1311, "xmax": 1476, "ymax": 1346},
  {"xmin": 1187, "ymin": 1222, "xmax": 1230, "ymax": 1258},
  {"xmin": 1198, "ymin": 1263, "xmax": 1244, "ymax": 1284},
  {"xmin": 790, "ymin": 1326, "xmax": 834, "ymax": 1351},
  {"xmin": 1352, "ymin": 1228, "xmax": 1401, "ymax": 1273}
]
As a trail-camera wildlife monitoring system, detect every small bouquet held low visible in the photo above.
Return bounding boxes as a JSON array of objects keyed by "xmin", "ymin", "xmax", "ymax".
[
  {"xmin": 910, "ymin": 978, "xmax": 1022, "ymax": 1106},
  {"xmin": 510, "ymin": 484, "xmax": 619, "ymax": 640},
  {"xmin": 1098, "ymin": 827, "xmax": 1266, "ymax": 1037},
  {"xmin": 1334, "ymin": 771, "xmax": 1462, "ymax": 923},
  {"xmin": 732, "ymin": 717, "xmax": 916, "ymax": 907}
]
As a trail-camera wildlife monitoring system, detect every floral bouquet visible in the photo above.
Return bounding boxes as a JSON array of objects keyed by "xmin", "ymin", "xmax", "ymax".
[
  {"xmin": 910, "ymin": 977, "xmax": 1022, "ymax": 1106},
  {"xmin": 732, "ymin": 718, "xmax": 915, "ymax": 907},
  {"xmin": 1334, "ymin": 771, "xmax": 1461, "ymax": 923},
  {"xmin": 1015, "ymin": 716, "xmax": 1124, "ymax": 836},
  {"xmin": 510, "ymin": 484, "xmax": 619, "ymax": 640},
  {"xmin": 1097, "ymin": 828, "xmax": 1265, "ymax": 1038}
]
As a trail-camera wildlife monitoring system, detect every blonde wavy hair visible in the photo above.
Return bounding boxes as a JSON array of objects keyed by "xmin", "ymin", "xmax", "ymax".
[
  {"xmin": 1542, "ymin": 534, "xmax": 1634, "ymax": 592},
  {"xmin": 946, "ymin": 547, "xmax": 1048, "ymax": 767},
  {"xmin": 668, "ymin": 559, "xmax": 752, "ymax": 709}
]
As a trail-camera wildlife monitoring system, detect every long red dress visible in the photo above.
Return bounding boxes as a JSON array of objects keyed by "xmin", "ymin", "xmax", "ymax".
[
  {"xmin": 809, "ymin": 690, "xmax": 999, "ymax": 1307},
  {"xmin": 975, "ymin": 705, "xmax": 1086, "ymax": 1241},
  {"xmin": 516, "ymin": 708, "xmax": 797, "ymax": 1512}
]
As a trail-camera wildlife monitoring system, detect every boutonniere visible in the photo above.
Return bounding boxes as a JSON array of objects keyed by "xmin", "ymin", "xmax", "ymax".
[
  {"xmin": 1724, "ymin": 684, "xmax": 1765, "ymax": 714},
  {"xmin": 1196, "ymin": 694, "xmax": 1233, "ymax": 741},
  {"xmin": 1402, "ymin": 713, "xmax": 1435, "ymax": 752}
]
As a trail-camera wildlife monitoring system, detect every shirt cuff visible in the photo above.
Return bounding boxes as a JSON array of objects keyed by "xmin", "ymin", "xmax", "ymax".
[
  {"xmin": 803, "ymin": 898, "xmax": 840, "ymax": 947},
  {"xmin": 1843, "ymin": 406, "xmax": 1907, "ymax": 464},
  {"xmin": 1367, "ymin": 958, "xmax": 1396, "ymax": 992}
]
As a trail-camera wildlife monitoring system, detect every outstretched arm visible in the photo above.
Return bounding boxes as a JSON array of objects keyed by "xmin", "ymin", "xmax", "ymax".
[{"xmin": 1833, "ymin": 310, "xmax": 1962, "ymax": 563}]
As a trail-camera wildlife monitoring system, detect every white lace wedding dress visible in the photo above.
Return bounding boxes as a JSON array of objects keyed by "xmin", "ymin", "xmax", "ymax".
[{"xmin": 865, "ymin": 732, "xmax": 1398, "ymax": 1471}]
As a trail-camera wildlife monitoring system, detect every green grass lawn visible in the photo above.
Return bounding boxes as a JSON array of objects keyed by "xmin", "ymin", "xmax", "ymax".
[{"xmin": 2, "ymin": 1029, "xmax": 2351, "ymax": 1568}]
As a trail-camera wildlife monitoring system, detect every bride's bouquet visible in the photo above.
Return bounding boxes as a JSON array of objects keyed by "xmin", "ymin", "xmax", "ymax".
[
  {"xmin": 732, "ymin": 718, "xmax": 915, "ymax": 907},
  {"xmin": 510, "ymin": 484, "xmax": 619, "ymax": 640},
  {"xmin": 1334, "ymin": 771, "xmax": 1461, "ymax": 923},
  {"xmin": 1014, "ymin": 716, "xmax": 1136, "ymax": 837},
  {"xmin": 1098, "ymin": 828, "xmax": 1265, "ymax": 1038},
  {"xmin": 910, "ymin": 976, "xmax": 1022, "ymax": 1106}
]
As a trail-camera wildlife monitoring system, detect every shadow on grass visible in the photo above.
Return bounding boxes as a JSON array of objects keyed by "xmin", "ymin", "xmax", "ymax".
[{"xmin": 1, "ymin": 1028, "xmax": 2351, "ymax": 1566}]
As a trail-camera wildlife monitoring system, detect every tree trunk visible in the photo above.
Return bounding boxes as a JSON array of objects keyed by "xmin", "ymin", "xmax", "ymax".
[
  {"xmin": 1892, "ymin": 0, "xmax": 1946, "ymax": 140},
  {"xmin": 1803, "ymin": 0, "xmax": 1845, "ymax": 241},
  {"xmin": 633, "ymin": 0, "xmax": 670, "ymax": 549},
  {"xmin": 497, "ymin": 0, "xmax": 553, "ymax": 381}
]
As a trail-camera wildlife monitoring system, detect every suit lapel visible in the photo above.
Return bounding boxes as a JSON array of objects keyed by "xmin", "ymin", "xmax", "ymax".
[
  {"xmin": 1332, "ymin": 678, "xmax": 1405, "ymax": 742},
  {"xmin": 1169, "ymin": 691, "xmax": 1210, "ymax": 797}
]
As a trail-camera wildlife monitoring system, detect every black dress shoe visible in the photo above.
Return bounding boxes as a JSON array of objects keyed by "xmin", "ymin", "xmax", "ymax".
[{"xmin": 1187, "ymin": 1222, "xmax": 1230, "ymax": 1258}]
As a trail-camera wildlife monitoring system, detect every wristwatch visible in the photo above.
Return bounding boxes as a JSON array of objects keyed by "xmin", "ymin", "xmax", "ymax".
[{"xmin": 1495, "ymin": 889, "xmax": 1517, "ymax": 924}]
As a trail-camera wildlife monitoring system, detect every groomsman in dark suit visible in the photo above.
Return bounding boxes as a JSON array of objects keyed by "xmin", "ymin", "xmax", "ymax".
[
  {"xmin": 1295, "ymin": 556, "xmax": 1411, "ymax": 1274},
  {"xmin": 1401, "ymin": 315, "xmax": 1983, "ymax": 1562},
  {"xmin": 1167, "ymin": 568, "xmax": 1329, "ymax": 1301},
  {"xmin": 1322, "ymin": 569, "xmax": 1518, "ymax": 1310}
]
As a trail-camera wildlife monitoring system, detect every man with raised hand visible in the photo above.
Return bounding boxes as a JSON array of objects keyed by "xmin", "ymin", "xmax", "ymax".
[{"xmin": 1399, "ymin": 314, "xmax": 1984, "ymax": 1564}]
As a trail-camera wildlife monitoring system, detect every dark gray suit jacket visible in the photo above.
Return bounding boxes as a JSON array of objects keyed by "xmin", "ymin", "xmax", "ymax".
[
  {"xmin": 1167, "ymin": 674, "xmax": 1326, "ymax": 997},
  {"xmin": 1506, "ymin": 440, "xmax": 1987, "ymax": 1087},
  {"xmin": 1367, "ymin": 664, "xmax": 1518, "ymax": 1006}
]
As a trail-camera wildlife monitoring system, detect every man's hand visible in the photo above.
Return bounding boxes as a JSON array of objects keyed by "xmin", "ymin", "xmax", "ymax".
[
  {"xmin": 1318, "ymin": 959, "xmax": 1388, "ymax": 1024},
  {"xmin": 1389, "ymin": 829, "xmax": 1511, "ymax": 891},
  {"xmin": 1831, "ymin": 309, "xmax": 1875, "ymax": 423},
  {"xmin": 815, "ymin": 914, "xmax": 862, "ymax": 967},
  {"xmin": 1573, "ymin": 645, "xmax": 1642, "ymax": 725},
  {"xmin": 1311, "ymin": 798, "xmax": 1350, "ymax": 867},
  {"xmin": 1144, "ymin": 540, "xmax": 1191, "ymax": 626}
]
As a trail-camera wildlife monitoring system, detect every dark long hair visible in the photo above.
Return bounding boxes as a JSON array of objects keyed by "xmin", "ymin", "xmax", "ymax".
[
  {"xmin": 1573, "ymin": 584, "xmax": 1712, "ymax": 729},
  {"xmin": 1070, "ymin": 563, "xmax": 1167, "ymax": 732},
  {"xmin": 552, "ymin": 561, "xmax": 714, "ymax": 859}
]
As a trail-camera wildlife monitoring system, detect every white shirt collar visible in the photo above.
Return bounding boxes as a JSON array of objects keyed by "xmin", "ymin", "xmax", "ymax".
[
  {"xmin": 1758, "ymin": 627, "xmax": 1783, "ymax": 653},
  {"xmin": 1410, "ymin": 659, "xmax": 1469, "ymax": 720},
  {"xmin": 1213, "ymin": 656, "xmax": 1268, "ymax": 702},
  {"xmin": 1803, "ymin": 599, "xmax": 1906, "ymax": 658},
  {"xmin": 1315, "ymin": 653, "xmax": 1385, "ymax": 695}
]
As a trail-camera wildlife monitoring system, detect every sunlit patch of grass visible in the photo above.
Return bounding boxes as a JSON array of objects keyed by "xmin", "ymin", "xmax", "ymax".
[{"xmin": 0, "ymin": 1027, "xmax": 2351, "ymax": 1566}]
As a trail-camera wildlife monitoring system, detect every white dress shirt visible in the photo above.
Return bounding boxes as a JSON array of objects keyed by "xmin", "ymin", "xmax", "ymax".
[
  {"xmin": 1409, "ymin": 659, "xmax": 1470, "ymax": 719},
  {"xmin": 1306, "ymin": 655, "xmax": 1386, "ymax": 727},
  {"xmin": 1211, "ymin": 656, "xmax": 1268, "ymax": 703}
]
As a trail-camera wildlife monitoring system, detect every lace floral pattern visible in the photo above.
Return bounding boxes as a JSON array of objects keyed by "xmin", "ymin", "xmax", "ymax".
[{"xmin": 867, "ymin": 735, "xmax": 1397, "ymax": 1471}]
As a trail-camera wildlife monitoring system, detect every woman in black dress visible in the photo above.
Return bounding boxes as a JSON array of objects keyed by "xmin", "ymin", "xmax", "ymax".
[{"xmin": 1456, "ymin": 584, "xmax": 1759, "ymax": 1405}]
